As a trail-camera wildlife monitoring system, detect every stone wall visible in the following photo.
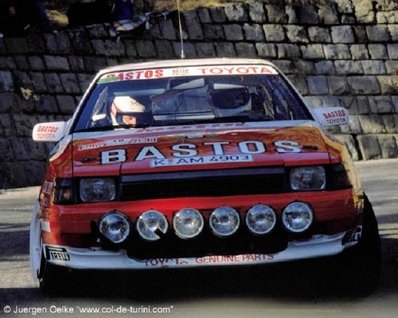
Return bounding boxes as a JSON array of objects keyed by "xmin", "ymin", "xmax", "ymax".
[{"xmin": 1, "ymin": 0, "xmax": 398, "ymax": 188}]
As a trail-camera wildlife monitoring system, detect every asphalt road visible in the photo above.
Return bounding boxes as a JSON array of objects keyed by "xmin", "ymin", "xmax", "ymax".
[{"xmin": 0, "ymin": 159, "xmax": 397, "ymax": 318}]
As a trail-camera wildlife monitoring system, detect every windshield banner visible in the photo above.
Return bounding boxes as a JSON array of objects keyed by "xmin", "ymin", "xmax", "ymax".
[{"xmin": 97, "ymin": 65, "xmax": 278, "ymax": 84}]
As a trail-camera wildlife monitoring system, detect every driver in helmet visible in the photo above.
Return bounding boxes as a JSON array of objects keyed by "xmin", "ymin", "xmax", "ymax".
[
  {"xmin": 208, "ymin": 86, "xmax": 252, "ymax": 118},
  {"xmin": 110, "ymin": 96, "xmax": 145, "ymax": 127}
]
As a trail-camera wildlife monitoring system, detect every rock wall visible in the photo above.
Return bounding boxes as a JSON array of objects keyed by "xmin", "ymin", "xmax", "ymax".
[{"xmin": 0, "ymin": 0, "xmax": 398, "ymax": 188}]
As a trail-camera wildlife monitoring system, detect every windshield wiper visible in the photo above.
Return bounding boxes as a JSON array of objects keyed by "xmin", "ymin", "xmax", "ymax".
[{"xmin": 74, "ymin": 124, "xmax": 133, "ymax": 133}]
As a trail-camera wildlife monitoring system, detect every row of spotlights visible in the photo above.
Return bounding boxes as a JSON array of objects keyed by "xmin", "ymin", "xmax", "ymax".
[{"xmin": 98, "ymin": 202, "xmax": 314, "ymax": 244}]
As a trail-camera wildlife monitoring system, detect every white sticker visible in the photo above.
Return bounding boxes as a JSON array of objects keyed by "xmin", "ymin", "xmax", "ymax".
[
  {"xmin": 98, "ymin": 65, "xmax": 278, "ymax": 83},
  {"xmin": 150, "ymin": 154, "xmax": 253, "ymax": 167},
  {"xmin": 32, "ymin": 121, "xmax": 66, "ymax": 142},
  {"xmin": 79, "ymin": 137, "xmax": 158, "ymax": 151},
  {"xmin": 40, "ymin": 220, "xmax": 51, "ymax": 233},
  {"xmin": 144, "ymin": 254, "xmax": 274, "ymax": 268},
  {"xmin": 312, "ymin": 107, "xmax": 350, "ymax": 127}
]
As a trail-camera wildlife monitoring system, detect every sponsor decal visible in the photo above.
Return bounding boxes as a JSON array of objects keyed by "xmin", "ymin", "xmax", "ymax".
[
  {"xmin": 40, "ymin": 220, "xmax": 51, "ymax": 233},
  {"xmin": 273, "ymin": 140, "xmax": 301, "ymax": 153},
  {"xmin": 144, "ymin": 254, "xmax": 274, "ymax": 268},
  {"xmin": 313, "ymin": 107, "xmax": 349, "ymax": 127},
  {"xmin": 198, "ymin": 65, "xmax": 277, "ymax": 75},
  {"xmin": 322, "ymin": 109, "xmax": 346, "ymax": 119},
  {"xmin": 32, "ymin": 121, "xmax": 66, "ymax": 142},
  {"xmin": 342, "ymin": 226, "xmax": 362, "ymax": 246},
  {"xmin": 172, "ymin": 68, "xmax": 190, "ymax": 76},
  {"xmin": 41, "ymin": 181, "xmax": 54, "ymax": 195},
  {"xmin": 46, "ymin": 246, "xmax": 70, "ymax": 262},
  {"xmin": 33, "ymin": 125, "xmax": 58, "ymax": 140},
  {"xmin": 98, "ymin": 69, "xmax": 164, "ymax": 84},
  {"xmin": 98, "ymin": 65, "xmax": 277, "ymax": 84},
  {"xmin": 322, "ymin": 109, "xmax": 349, "ymax": 125},
  {"xmin": 196, "ymin": 254, "xmax": 274, "ymax": 264},
  {"xmin": 37, "ymin": 125, "xmax": 59, "ymax": 133},
  {"xmin": 101, "ymin": 149, "xmax": 127, "ymax": 164},
  {"xmin": 99, "ymin": 140, "xmax": 302, "ymax": 165},
  {"xmin": 78, "ymin": 137, "xmax": 158, "ymax": 151}
]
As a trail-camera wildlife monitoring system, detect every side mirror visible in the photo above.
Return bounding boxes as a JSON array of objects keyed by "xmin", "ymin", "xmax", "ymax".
[
  {"xmin": 32, "ymin": 121, "xmax": 67, "ymax": 142},
  {"xmin": 311, "ymin": 107, "xmax": 349, "ymax": 127}
]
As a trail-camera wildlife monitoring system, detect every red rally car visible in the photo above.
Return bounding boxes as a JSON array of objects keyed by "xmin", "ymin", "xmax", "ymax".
[{"xmin": 30, "ymin": 58, "xmax": 380, "ymax": 294}]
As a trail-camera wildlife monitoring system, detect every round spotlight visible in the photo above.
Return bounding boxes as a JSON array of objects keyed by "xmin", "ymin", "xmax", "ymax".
[
  {"xmin": 246, "ymin": 204, "xmax": 276, "ymax": 235},
  {"xmin": 282, "ymin": 202, "xmax": 313, "ymax": 233},
  {"xmin": 99, "ymin": 212, "xmax": 130, "ymax": 244},
  {"xmin": 136, "ymin": 210, "xmax": 168, "ymax": 241},
  {"xmin": 209, "ymin": 206, "xmax": 240, "ymax": 237},
  {"xmin": 173, "ymin": 208, "xmax": 204, "ymax": 239}
]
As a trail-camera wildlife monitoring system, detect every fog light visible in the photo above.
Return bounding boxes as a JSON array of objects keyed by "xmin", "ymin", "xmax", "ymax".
[
  {"xmin": 282, "ymin": 202, "xmax": 313, "ymax": 233},
  {"xmin": 173, "ymin": 208, "xmax": 204, "ymax": 239},
  {"xmin": 136, "ymin": 210, "xmax": 168, "ymax": 241},
  {"xmin": 99, "ymin": 212, "xmax": 130, "ymax": 244},
  {"xmin": 209, "ymin": 206, "xmax": 240, "ymax": 237},
  {"xmin": 246, "ymin": 204, "xmax": 276, "ymax": 235}
]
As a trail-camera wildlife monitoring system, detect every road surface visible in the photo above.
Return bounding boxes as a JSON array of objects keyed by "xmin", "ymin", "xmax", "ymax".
[{"xmin": 0, "ymin": 159, "xmax": 397, "ymax": 317}]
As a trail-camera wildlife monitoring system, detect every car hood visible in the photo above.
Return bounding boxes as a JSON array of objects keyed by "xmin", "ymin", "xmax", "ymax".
[{"xmin": 71, "ymin": 121, "xmax": 331, "ymax": 177}]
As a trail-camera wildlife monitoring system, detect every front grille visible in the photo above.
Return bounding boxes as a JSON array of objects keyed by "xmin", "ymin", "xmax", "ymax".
[
  {"xmin": 125, "ymin": 224, "xmax": 288, "ymax": 260},
  {"xmin": 119, "ymin": 167, "xmax": 286, "ymax": 201}
]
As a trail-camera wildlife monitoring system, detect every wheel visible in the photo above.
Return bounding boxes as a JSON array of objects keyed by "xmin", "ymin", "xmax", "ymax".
[
  {"xmin": 30, "ymin": 201, "xmax": 70, "ymax": 294},
  {"xmin": 38, "ymin": 255, "xmax": 70, "ymax": 294},
  {"xmin": 29, "ymin": 201, "xmax": 42, "ymax": 282},
  {"xmin": 330, "ymin": 194, "xmax": 381, "ymax": 296}
]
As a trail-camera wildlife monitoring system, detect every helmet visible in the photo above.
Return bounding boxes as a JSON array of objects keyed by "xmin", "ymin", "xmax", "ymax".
[
  {"xmin": 110, "ymin": 96, "xmax": 145, "ymax": 126},
  {"xmin": 209, "ymin": 86, "xmax": 251, "ymax": 117}
]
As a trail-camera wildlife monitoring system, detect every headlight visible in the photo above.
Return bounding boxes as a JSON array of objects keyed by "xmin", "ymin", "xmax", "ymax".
[
  {"xmin": 290, "ymin": 166, "xmax": 326, "ymax": 190},
  {"xmin": 246, "ymin": 204, "xmax": 276, "ymax": 235},
  {"xmin": 136, "ymin": 210, "xmax": 168, "ymax": 241},
  {"xmin": 99, "ymin": 212, "xmax": 130, "ymax": 244},
  {"xmin": 80, "ymin": 178, "xmax": 116, "ymax": 202},
  {"xmin": 282, "ymin": 202, "xmax": 313, "ymax": 233},
  {"xmin": 209, "ymin": 206, "xmax": 240, "ymax": 237},
  {"xmin": 173, "ymin": 208, "xmax": 204, "ymax": 239}
]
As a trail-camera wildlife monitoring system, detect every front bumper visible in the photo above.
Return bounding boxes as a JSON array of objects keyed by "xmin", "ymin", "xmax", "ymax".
[{"xmin": 44, "ymin": 229, "xmax": 360, "ymax": 270}]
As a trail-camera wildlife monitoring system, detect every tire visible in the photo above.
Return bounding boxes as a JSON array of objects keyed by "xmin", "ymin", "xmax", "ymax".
[
  {"xmin": 30, "ymin": 202, "xmax": 71, "ymax": 294},
  {"xmin": 29, "ymin": 201, "xmax": 42, "ymax": 282},
  {"xmin": 38, "ymin": 255, "xmax": 67, "ymax": 294},
  {"xmin": 331, "ymin": 194, "xmax": 381, "ymax": 296},
  {"xmin": 38, "ymin": 247, "xmax": 74, "ymax": 294}
]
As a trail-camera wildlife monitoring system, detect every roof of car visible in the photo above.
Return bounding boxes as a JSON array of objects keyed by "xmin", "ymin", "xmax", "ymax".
[{"xmin": 98, "ymin": 58, "xmax": 275, "ymax": 75}]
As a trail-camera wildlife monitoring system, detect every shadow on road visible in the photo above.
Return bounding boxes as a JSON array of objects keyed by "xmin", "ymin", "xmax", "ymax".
[{"xmin": 0, "ymin": 267, "xmax": 338, "ymax": 305}]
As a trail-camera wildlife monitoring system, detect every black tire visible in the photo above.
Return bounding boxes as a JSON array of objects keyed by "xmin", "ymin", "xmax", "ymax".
[
  {"xmin": 38, "ymin": 255, "xmax": 71, "ymax": 294},
  {"xmin": 331, "ymin": 194, "xmax": 381, "ymax": 296}
]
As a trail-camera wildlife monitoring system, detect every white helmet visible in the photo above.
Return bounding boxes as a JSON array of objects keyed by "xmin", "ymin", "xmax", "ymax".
[
  {"xmin": 110, "ymin": 96, "xmax": 145, "ymax": 125},
  {"xmin": 209, "ymin": 86, "xmax": 251, "ymax": 117}
]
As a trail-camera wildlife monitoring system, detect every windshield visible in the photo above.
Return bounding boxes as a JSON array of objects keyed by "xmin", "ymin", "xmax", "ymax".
[{"xmin": 73, "ymin": 66, "xmax": 311, "ymax": 132}]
